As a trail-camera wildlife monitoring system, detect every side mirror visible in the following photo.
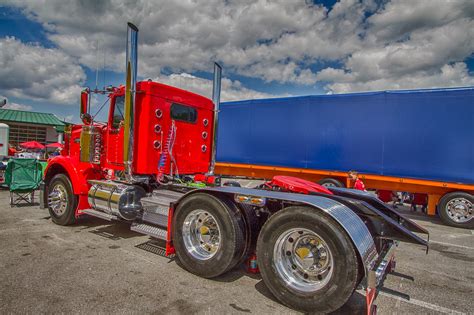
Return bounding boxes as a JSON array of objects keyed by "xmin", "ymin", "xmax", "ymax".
[{"xmin": 80, "ymin": 88, "xmax": 92, "ymax": 124}]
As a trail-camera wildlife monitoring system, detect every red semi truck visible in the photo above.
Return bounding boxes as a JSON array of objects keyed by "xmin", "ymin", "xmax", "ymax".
[{"xmin": 40, "ymin": 23, "xmax": 428, "ymax": 314}]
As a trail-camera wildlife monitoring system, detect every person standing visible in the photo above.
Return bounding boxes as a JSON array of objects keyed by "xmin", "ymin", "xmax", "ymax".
[
  {"xmin": 348, "ymin": 170, "xmax": 366, "ymax": 191},
  {"xmin": 7, "ymin": 143, "xmax": 17, "ymax": 157}
]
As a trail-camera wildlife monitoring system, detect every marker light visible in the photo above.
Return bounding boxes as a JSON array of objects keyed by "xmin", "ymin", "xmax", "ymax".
[{"xmin": 234, "ymin": 195, "xmax": 266, "ymax": 207}]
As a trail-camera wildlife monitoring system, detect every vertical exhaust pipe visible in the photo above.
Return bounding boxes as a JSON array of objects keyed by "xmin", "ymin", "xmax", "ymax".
[
  {"xmin": 124, "ymin": 22, "xmax": 138, "ymax": 181},
  {"xmin": 209, "ymin": 62, "xmax": 222, "ymax": 175}
]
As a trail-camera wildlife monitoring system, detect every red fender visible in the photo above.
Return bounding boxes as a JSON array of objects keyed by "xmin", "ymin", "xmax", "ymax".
[{"xmin": 44, "ymin": 156, "xmax": 102, "ymax": 212}]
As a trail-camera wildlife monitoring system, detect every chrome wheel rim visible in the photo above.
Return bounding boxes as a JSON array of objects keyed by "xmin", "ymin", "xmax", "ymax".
[
  {"xmin": 182, "ymin": 209, "xmax": 221, "ymax": 260},
  {"xmin": 48, "ymin": 183, "xmax": 68, "ymax": 216},
  {"xmin": 274, "ymin": 228, "xmax": 334, "ymax": 293},
  {"xmin": 446, "ymin": 198, "xmax": 473, "ymax": 223}
]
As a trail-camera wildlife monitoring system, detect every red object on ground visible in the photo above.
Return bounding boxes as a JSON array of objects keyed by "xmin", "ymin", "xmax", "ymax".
[
  {"xmin": 354, "ymin": 178, "xmax": 366, "ymax": 191},
  {"xmin": 412, "ymin": 193, "xmax": 428, "ymax": 206},
  {"xmin": 377, "ymin": 190, "xmax": 393, "ymax": 202},
  {"xmin": 247, "ymin": 253, "xmax": 259, "ymax": 274},
  {"xmin": 46, "ymin": 142, "xmax": 63, "ymax": 148},
  {"xmin": 270, "ymin": 175, "xmax": 333, "ymax": 195},
  {"xmin": 20, "ymin": 141, "xmax": 45, "ymax": 150}
]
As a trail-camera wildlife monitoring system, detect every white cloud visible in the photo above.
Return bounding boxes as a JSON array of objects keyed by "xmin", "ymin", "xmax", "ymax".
[
  {"xmin": 2, "ymin": 0, "xmax": 474, "ymax": 97},
  {"xmin": 0, "ymin": 37, "xmax": 86, "ymax": 104},
  {"xmin": 5, "ymin": 0, "xmax": 372, "ymax": 85},
  {"xmin": 0, "ymin": 96, "xmax": 33, "ymax": 111},
  {"xmin": 367, "ymin": 0, "xmax": 474, "ymax": 42},
  {"xmin": 320, "ymin": 62, "xmax": 474, "ymax": 93},
  {"xmin": 317, "ymin": 0, "xmax": 474, "ymax": 93},
  {"xmin": 153, "ymin": 73, "xmax": 277, "ymax": 101}
]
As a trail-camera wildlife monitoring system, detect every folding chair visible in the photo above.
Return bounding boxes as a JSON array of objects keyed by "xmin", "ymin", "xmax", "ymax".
[{"xmin": 4, "ymin": 158, "xmax": 43, "ymax": 207}]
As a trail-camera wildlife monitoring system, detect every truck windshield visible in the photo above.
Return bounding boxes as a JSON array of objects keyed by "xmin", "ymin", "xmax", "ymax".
[{"xmin": 112, "ymin": 96, "xmax": 125, "ymax": 129}]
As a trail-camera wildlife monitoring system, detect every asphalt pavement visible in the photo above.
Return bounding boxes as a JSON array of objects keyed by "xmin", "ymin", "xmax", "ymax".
[{"xmin": 0, "ymin": 189, "xmax": 472, "ymax": 314}]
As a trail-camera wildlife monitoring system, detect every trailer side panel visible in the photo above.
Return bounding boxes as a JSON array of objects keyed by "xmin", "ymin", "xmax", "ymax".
[{"xmin": 217, "ymin": 88, "xmax": 474, "ymax": 184}]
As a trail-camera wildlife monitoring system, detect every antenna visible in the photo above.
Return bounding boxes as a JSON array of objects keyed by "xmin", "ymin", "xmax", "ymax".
[
  {"xmin": 103, "ymin": 48, "xmax": 106, "ymax": 90},
  {"xmin": 95, "ymin": 40, "xmax": 100, "ymax": 90}
]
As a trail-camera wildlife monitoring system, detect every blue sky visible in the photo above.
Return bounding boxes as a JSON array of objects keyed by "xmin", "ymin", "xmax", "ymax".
[{"xmin": 0, "ymin": 0, "xmax": 473, "ymax": 123}]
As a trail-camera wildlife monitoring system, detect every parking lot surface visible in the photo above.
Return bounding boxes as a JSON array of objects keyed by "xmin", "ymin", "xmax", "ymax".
[{"xmin": 0, "ymin": 189, "xmax": 472, "ymax": 314}]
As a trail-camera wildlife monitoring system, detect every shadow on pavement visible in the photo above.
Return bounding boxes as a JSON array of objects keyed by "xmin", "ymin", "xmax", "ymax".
[{"xmin": 71, "ymin": 216, "xmax": 143, "ymax": 240}]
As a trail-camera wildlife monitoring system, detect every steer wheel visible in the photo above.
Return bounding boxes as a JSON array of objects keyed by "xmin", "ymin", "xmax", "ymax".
[{"xmin": 47, "ymin": 174, "xmax": 78, "ymax": 226}]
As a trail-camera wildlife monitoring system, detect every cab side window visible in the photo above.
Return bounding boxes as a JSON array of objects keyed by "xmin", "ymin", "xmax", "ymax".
[
  {"xmin": 112, "ymin": 96, "xmax": 125, "ymax": 129},
  {"xmin": 170, "ymin": 103, "xmax": 197, "ymax": 123}
]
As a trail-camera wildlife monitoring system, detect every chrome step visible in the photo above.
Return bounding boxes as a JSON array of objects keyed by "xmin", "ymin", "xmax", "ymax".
[
  {"xmin": 140, "ymin": 190, "xmax": 184, "ymax": 227},
  {"xmin": 81, "ymin": 209, "xmax": 117, "ymax": 221},
  {"xmin": 142, "ymin": 190, "xmax": 184, "ymax": 206},
  {"xmin": 140, "ymin": 196, "xmax": 178, "ymax": 208},
  {"xmin": 131, "ymin": 222, "xmax": 167, "ymax": 240},
  {"xmin": 142, "ymin": 195, "xmax": 180, "ymax": 208},
  {"xmin": 153, "ymin": 189, "xmax": 185, "ymax": 200},
  {"xmin": 142, "ymin": 209, "xmax": 168, "ymax": 227}
]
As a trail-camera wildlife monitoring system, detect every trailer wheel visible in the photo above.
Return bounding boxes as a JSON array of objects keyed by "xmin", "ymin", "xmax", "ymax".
[
  {"xmin": 47, "ymin": 174, "xmax": 77, "ymax": 226},
  {"xmin": 257, "ymin": 206, "xmax": 359, "ymax": 313},
  {"xmin": 438, "ymin": 192, "xmax": 473, "ymax": 229},
  {"xmin": 318, "ymin": 178, "xmax": 345, "ymax": 188},
  {"xmin": 172, "ymin": 193, "xmax": 246, "ymax": 278}
]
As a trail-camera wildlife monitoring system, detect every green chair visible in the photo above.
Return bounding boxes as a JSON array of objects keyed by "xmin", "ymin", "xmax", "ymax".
[{"xmin": 4, "ymin": 158, "xmax": 43, "ymax": 207}]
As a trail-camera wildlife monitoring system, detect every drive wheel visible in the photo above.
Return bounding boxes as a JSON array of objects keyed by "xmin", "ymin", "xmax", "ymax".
[
  {"xmin": 47, "ymin": 174, "xmax": 77, "ymax": 226},
  {"xmin": 438, "ymin": 192, "xmax": 473, "ymax": 229},
  {"xmin": 257, "ymin": 206, "xmax": 359, "ymax": 313},
  {"xmin": 172, "ymin": 193, "xmax": 246, "ymax": 278}
]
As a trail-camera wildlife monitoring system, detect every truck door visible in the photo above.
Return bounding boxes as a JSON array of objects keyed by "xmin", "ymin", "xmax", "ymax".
[{"xmin": 106, "ymin": 95, "xmax": 124, "ymax": 166}]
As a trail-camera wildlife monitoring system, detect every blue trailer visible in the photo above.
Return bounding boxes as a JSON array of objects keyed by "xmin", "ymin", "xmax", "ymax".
[{"xmin": 215, "ymin": 87, "xmax": 474, "ymax": 228}]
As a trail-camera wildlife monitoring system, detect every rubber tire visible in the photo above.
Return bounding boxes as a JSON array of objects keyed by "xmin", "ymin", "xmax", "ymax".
[
  {"xmin": 47, "ymin": 174, "xmax": 78, "ymax": 226},
  {"xmin": 172, "ymin": 193, "xmax": 246, "ymax": 278},
  {"xmin": 438, "ymin": 192, "xmax": 474, "ymax": 229},
  {"xmin": 237, "ymin": 203, "xmax": 260, "ymax": 264},
  {"xmin": 257, "ymin": 206, "xmax": 359, "ymax": 313},
  {"xmin": 318, "ymin": 178, "xmax": 345, "ymax": 188},
  {"xmin": 223, "ymin": 181, "xmax": 241, "ymax": 187}
]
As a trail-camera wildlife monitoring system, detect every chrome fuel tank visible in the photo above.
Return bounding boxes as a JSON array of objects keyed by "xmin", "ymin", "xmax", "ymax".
[{"xmin": 88, "ymin": 180, "xmax": 146, "ymax": 220}]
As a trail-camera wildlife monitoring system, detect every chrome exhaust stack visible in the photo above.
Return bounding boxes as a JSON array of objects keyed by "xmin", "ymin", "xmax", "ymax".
[
  {"xmin": 208, "ymin": 63, "xmax": 222, "ymax": 175},
  {"xmin": 124, "ymin": 22, "xmax": 139, "ymax": 181}
]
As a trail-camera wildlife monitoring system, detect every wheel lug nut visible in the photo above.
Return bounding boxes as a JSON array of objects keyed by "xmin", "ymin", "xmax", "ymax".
[
  {"xmin": 288, "ymin": 237, "xmax": 294, "ymax": 243},
  {"xmin": 303, "ymin": 273, "xmax": 309, "ymax": 279},
  {"xmin": 286, "ymin": 251, "xmax": 291, "ymax": 256}
]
